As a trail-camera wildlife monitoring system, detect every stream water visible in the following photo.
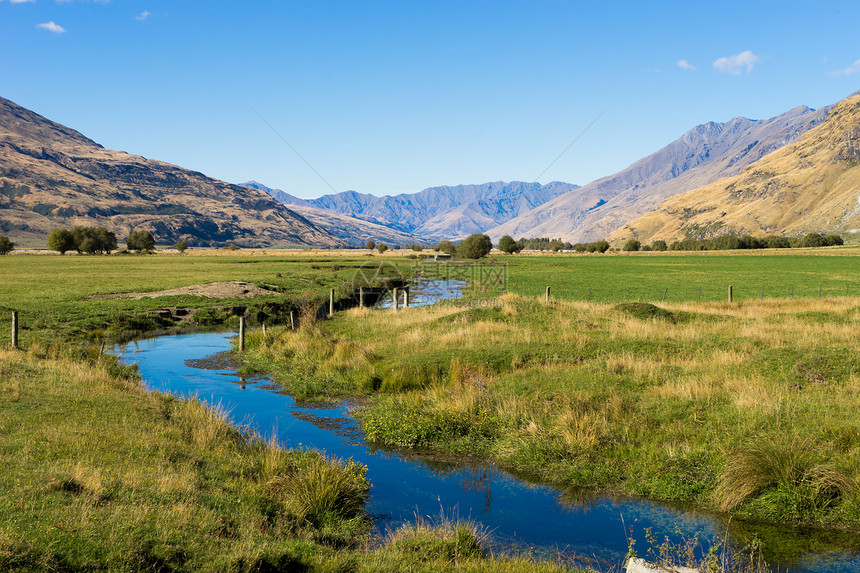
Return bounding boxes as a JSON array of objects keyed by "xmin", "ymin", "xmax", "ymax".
[{"xmin": 113, "ymin": 297, "xmax": 860, "ymax": 571}]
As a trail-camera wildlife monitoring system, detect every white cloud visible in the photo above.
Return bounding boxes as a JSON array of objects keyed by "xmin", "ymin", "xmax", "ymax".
[
  {"xmin": 713, "ymin": 50, "xmax": 761, "ymax": 75},
  {"xmin": 135, "ymin": 10, "xmax": 151, "ymax": 20},
  {"xmin": 677, "ymin": 59, "xmax": 697, "ymax": 71},
  {"xmin": 828, "ymin": 59, "xmax": 860, "ymax": 77},
  {"xmin": 37, "ymin": 20, "xmax": 66, "ymax": 33},
  {"xmin": 2, "ymin": 0, "xmax": 36, "ymax": 4}
]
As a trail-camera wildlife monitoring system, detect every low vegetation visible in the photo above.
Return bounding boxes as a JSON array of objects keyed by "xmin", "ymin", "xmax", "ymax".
[{"xmin": 241, "ymin": 294, "xmax": 860, "ymax": 533}]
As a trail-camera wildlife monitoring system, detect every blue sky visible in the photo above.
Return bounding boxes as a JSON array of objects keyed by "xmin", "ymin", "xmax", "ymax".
[{"xmin": 2, "ymin": 1, "xmax": 859, "ymax": 199}]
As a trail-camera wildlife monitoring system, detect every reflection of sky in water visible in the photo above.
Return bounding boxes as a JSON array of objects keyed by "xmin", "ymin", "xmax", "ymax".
[
  {"xmin": 114, "ymin": 332, "xmax": 860, "ymax": 572},
  {"xmin": 376, "ymin": 277, "xmax": 467, "ymax": 308}
]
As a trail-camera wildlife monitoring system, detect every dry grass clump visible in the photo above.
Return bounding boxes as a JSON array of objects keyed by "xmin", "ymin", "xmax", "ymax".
[
  {"xmin": 266, "ymin": 454, "xmax": 369, "ymax": 526},
  {"xmin": 715, "ymin": 436, "xmax": 854, "ymax": 512}
]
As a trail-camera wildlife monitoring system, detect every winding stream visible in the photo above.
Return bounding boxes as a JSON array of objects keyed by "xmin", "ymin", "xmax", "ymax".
[{"xmin": 114, "ymin": 296, "xmax": 860, "ymax": 571}]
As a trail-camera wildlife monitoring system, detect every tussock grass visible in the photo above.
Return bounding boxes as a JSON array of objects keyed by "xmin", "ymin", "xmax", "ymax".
[{"xmin": 715, "ymin": 437, "xmax": 854, "ymax": 514}]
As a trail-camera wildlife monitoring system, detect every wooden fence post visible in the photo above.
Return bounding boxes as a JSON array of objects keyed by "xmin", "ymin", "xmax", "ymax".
[
  {"xmin": 359, "ymin": 287, "xmax": 365, "ymax": 308},
  {"xmin": 404, "ymin": 287, "xmax": 409, "ymax": 309},
  {"xmin": 290, "ymin": 311, "xmax": 296, "ymax": 331},
  {"xmin": 728, "ymin": 285, "xmax": 733, "ymax": 303},
  {"xmin": 238, "ymin": 316, "xmax": 245, "ymax": 351},
  {"xmin": 698, "ymin": 286, "xmax": 702, "ymax": 303},
  {"xmin": 392, "ymin": 288, "xmax": 399, "ymax": 312},
  {"xmin": 661, "ymin": 288, "xmax": 667, "ymax": 303},
  {"xmin": 11, "ymin": 311, "xmax": 18, "ymax": 350},
  {"xmin": 546, "ymin": 286, "xmax": 551, "ymax": 301},
  {"xmin": 329, "ymin": 288, "xmax": 335, "ymax": 316}
]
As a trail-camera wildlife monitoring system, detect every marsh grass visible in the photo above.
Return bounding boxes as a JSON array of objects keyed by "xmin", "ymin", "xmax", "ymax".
[{"xmin": 244, "ymin": 292, "xmax": 860, "ymax": 532}]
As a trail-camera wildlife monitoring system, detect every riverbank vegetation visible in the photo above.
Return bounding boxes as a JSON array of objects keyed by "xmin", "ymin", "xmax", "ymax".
[{"xmin": 240, "ymin": 294, "xmax": 860, "ymax": 534}]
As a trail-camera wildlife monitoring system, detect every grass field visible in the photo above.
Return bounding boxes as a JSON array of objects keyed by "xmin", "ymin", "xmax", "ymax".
[
  {"xmin": 505, "ymin": 247, "xmax": 860, "ymax": 303},
  {"xmin": 1, "ymin": 247, "xmax": 859, "ymax": 570}
]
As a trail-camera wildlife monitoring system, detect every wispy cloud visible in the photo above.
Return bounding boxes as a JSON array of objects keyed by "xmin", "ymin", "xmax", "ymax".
[
  {"xmin": 827, "ymin": 59, "xmax": 860, "ymax": 77},
  {"xmin": 713, "ymin": 51, "xmax": 761, "ymax": 75},
  {"xmin": 37, "ymin": 21, "xmax": 67, "ymax": 33},
  {"xmin": 135, "ymin": 10, "xmax": 151, "ymax": 21},
  {"xmin": 677, "ymin": 59, "xmax": 696, "ymax": 71},
  {"xmin": 1, "ymin": 0, "xmax": 36, "ymax": 4}
]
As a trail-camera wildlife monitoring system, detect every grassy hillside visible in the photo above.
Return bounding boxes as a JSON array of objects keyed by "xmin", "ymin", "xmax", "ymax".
[{"xmin": 609, "ymin": 93, "xmax": 860, "ymax": 245}]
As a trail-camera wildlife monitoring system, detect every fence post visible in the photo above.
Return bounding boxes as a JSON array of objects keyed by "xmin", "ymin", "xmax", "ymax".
[
  {"xmin": 662, "ymin": 288, "xmax": 668, "ymax": 303},
  {"xmin": 404, "ymin": 287, "xmax": 409, "ymax": 309},
  {"xmin": 728, "ymin": 285, "xmax": 733, "ymax": 303},
  {"xmin": 761, "ymin": 285, "xmax": 765, "ymax": 301},
  {"xmin": 238, "ymin": 316, "xmax": 245, "ymax": 351},
  {"xmin": 698, "ymin": 286, "xmax": 702, "ymax": 303},
  {"xmin": 393, "ymin": 288, "xmax": 399, "ymax": 313},
  {"xmin": 546, "ymin": 286, "xmax": 551, "ymax": 301},
  {"xmin": 627, "ymin": 288, "xmax": 630, "ymax": 302},
  {"xmin": 791, "ymin": 285, "xmax": 795, "ymax": 300},
  {"xmin": 290, "ymin": 311, "xmax": 296, "ymax": 331},
  {"xmin": 329, "ymin": 288, "xmax": 335, "ymax": 316},
  {"xmin": 819, "ymin": 285, "xmax": 822, "ymax": 300},
  {"xmin": 359, "ymin": 287, "xmax": 365, "ymax": 308},
  {"xmin": 11, "ymin": 311, "xmax": 18, "ymax": 350}
]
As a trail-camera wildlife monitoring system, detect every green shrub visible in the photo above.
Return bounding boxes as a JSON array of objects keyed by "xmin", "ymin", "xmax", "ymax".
[
  {"xmin": 0, "ymin": 234, "xmax": 13, "ymax": 255},
  {"xmin": 457, "ymin": 234, "xmax": 492, "ymax": 259}
]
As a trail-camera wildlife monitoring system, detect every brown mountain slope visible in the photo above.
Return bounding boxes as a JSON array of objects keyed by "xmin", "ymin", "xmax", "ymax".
[
  {"xmin": 607, "ymin": 93, "xmax": 860, "ymax": 245},
  {"xmin": 487, "ymin": 104, "xmax": 830, "ymax": 243},
  {"xmin": 0, "ymin": 97, "xmax": 344, "ymax": 247}
]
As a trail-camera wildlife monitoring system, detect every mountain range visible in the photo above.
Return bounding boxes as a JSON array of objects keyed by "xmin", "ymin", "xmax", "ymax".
[
  {"xmin": 0, "ymin": 96, "xmax": 343, "ymax": 248},
  {"xmin": 485, "ymin": 104, "xmax": 832, "ymax": 243},
  {"xmin": 607, "ymin": 92, "xmax": 860, "ymax": 244},
  {"xmin": 246, "ymin": 180, "xmax": 579, "ymax": 242}
]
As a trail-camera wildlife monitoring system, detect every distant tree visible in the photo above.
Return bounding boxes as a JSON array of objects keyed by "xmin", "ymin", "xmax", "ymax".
[
  {"xmin": 799, "ymin": 233, "xmax": 826, "ymax": 248},
  {"xmin": 651, "ymin": 240, "xmax": 668, "ymax": 252},
  {"xmin": 497, "ymin": 235, "xmax": 522, "ymax": 254},
  {"xmin": 72, "ymin": 226, "xmax": 117, "ymax": 254},
  {"xmin": 0, "ymin": 234, "xmax": 14, "ymax": 255},
  {"xmin": 457, "ymin": 234, "xmax": 492, "ymax": 259},
  {"xmin": 365, "ymin": 239, "xmax": 375, "ymax": 250},
  {"xmin": 551, "ymin": 243, "xmax": 562, "ymax": 252},
  {"xmin": 47, "ymin": 229, "xmax": 75, "ymax": 254},
  {"xmin": 823, "ymin": 234, "xmax": 844, "ymax": 246},
  {"xmin": 593, "ymin": 240, "xmax": 610, "ymax": 253},
  {"xmin": 377, "ymin": 243, "xmax": 388, "ymax": 254},
  {"xmin": 766, "ymin": 236, "xmax": 791, "ymax": 249},
  {"xmin": 174, "ymin": 239, "xmax": 188, "ymax": 253},
  {"xmin": 572, "ymin": 243, "xmax": 586, "ymax": 253},
  {"xmin": 436, "ymin": 240, "xmax": 457, "ymax": 255},
  {"xmin": 411, "ymin": 243, "xmax": 423, "ymax": 252},
  {"xmin": 622, "ymin": 239, "xmax": 641, "ymax": 252},
  {"xmin": 127, "ymin": 230, "xmax": 155, "ymax": 252}
]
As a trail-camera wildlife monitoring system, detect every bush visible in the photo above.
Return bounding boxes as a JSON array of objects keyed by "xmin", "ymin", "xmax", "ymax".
[
  {"xmin": 651, "ymin": 240, "xmax": 668, "ymax": 251},
  {"xmin": 457, "ymin": 234, "xmax": 492, "ymax": 259},
  {"xmin": 436, "ymin": 240, "xmax": 457, "ymax": 255},
  {"xmin": 799, "ymin": 233, "xmax": 826, "ymax": 248},
  {"xmin": 497, "ymin": 235, "xmax": 521, "ymax": 254},
  {"xmin": 622, "ymin": 239, "xmax": 641, "ymax": 252},
  {"xmin": 365, "ymin": 239, "xmax": 375, "ymax": 250},
  {"xmin": 410, "ymin": 243, "xmax": 423, "ymax": 252},
  {"xmin": 126, "ymin": 230, "xmax": 155, "ymax": 252},
  {"xmin": 0, "ymin": 234, "xmax": 14, "ymax": 255},
  {"xmin": 823, "ymin": 234, "xmax": 844, "ymax": 246},
  {"xmin": 174, "ymin": 239, "xmax": 187, "ymax": 253},
  {"xmin": 47, "ymin": 229, "xmax": 75, "ymax": 254},
  {"xmin": 377, "ymin": 243, "xmax": 388, "ymax": 254}
]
